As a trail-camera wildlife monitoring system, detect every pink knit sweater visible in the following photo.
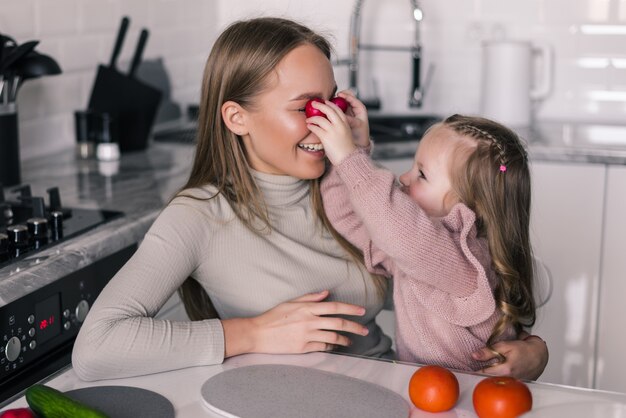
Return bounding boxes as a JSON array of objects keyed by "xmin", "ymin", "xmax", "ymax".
[{"xmin": 321, "ymin": 149, "xmax": 516, "ymax": 371}]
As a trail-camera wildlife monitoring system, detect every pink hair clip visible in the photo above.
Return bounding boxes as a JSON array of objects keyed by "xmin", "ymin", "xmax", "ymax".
[{"xmin": 499, "ymin": 165, "xmax": 507, "ymax": 172}]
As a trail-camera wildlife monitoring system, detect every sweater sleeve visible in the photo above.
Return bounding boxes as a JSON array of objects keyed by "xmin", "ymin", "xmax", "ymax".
[
  {"xmin": 72, "ymin": 197, "xmax": 225, "ymax": 381},
  {"xmin": 321, "ymin": 150, "xmax": 390, "ymax": 277},
  {"xmin": 329, "ymin": 150, "xmax": 492, "ymax": 300}
]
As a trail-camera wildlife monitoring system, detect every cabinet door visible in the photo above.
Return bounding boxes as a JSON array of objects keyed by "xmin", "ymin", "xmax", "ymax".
[
  {"xmin": 530, "ymin": 161, "xmax": 606, "ymax": 388},
  {"xmin": 595, "ymin": 165, "xmax": 626, "ymax": 393}
]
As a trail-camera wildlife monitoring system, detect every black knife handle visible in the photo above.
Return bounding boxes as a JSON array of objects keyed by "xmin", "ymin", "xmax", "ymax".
[
  {"xmin": 109, "ymin": 16, "xmax": 130, "ymax": 69},
  {"xmin": 129, "ymin": 28, "xmax": 148, "ymax": 78}
]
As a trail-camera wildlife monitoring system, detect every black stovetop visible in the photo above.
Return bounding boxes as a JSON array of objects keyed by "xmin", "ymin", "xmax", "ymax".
[{"xmin": 0, "ymin": 184, "xmax": 123, "ymax": 267}]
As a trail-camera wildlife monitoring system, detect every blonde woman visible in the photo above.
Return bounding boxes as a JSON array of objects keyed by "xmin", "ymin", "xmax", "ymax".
[{"xmin": 73, "ymin": 17, "xmax": 548, "ymax": 381}]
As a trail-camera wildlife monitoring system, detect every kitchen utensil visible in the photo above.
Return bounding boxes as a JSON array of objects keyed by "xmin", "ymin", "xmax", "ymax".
[
  {"xmin": 201, "ymin": 364, "xmax": 410, "ymax": 418},
  {"xmin": 0, "ymin": 35, "xmax": 61, "ymax": 187},
  {"xmin": 0, "ymin": 112, "xmax": 20, "ymax": 186},
  {"xmin": 87, "ymin": 17, "xmax": 162, "ymax": 152},
  {"xmin": 0, "ymin": 35, "xmax": 6, "ymax": 67},
  {"xmin": 0, "ymin": 40, "xmax": 39, "ymax": 75},
  {"xmin": 480, "ymin": 40, "xmax": 553, "ymax": 127},
  {"xmin": 13, "ymin": 51, "xmax": 61, "ymax": 80}
]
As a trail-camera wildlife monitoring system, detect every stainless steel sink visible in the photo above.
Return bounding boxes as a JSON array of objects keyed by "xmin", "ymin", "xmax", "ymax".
[
  {"xmin": 368, "ymin": 114, "xmax": 440, "ymax": 143},
  {"xmin": 368, "ymin": 114, "xmax": 441, "ymax": 159}
]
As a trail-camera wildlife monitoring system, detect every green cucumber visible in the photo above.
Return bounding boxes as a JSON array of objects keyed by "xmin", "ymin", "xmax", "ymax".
[{"xmin": 25, "ymin": 384, "xmax": 109, "ymax": 418}]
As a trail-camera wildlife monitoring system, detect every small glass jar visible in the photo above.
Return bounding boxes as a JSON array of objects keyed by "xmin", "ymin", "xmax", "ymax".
[{"xmin": 95, "ymin": 113, "xmax": 120, "ymax": 161}]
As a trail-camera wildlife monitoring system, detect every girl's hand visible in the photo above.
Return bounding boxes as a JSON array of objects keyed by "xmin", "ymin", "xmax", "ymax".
[
  {"xmin": 306, "ymin": 101, "xmax": 358, "ymax": 165},
  {"xmin": 337, "ymin": 90, "xmax": 370, "ymax": 148},
  {"xmin": 222, "ymin": 290, "xmax": 369, "ymax": 357},
  {"xmin": 471, "ymin": 333, "xmax": 549, "ymax": 380}
]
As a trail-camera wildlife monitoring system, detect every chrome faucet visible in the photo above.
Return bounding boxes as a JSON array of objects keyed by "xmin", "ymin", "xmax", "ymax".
[{"xmin": 341, "ymin": 0, "xmax": 432, "ymax": 108}]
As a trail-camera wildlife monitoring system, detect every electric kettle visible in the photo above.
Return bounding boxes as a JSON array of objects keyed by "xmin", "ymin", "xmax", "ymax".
[{"xmin": 480, "ymin": 40, "xmax": 553, "ymax": 127}]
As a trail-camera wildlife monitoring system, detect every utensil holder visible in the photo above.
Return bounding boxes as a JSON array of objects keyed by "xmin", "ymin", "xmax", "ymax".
[{"xmin": 0, "ymin": 108, "xmax": 20, "ymax": 187}]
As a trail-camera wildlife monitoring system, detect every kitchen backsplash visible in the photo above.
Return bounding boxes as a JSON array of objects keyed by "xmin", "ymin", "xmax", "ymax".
[{"xmin": 1, "ymin": 0, "xmax": 625, "ymax": 161}]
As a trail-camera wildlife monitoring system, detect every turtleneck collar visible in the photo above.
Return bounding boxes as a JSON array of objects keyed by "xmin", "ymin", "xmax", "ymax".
[{"xmin": 250, "ymin": 169, "xmax": 311, "ymax": 207}]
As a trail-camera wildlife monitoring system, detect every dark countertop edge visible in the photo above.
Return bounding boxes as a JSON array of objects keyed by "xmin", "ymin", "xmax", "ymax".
[{"xmin": 0, "ymin": 210, "xmax": 158, "ymax": 304}]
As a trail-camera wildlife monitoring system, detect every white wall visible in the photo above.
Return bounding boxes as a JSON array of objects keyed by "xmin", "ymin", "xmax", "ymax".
[
  {"xmin": 0, "ymin": 0, "xmax": 216, "ymax": 160},
  {"xmin": 218, "ymin": 0, "xmax": 626, "ymax": 122},
  {"xmin": 2, "ymin": 0, "xmax": 626, "ymax": 159}
]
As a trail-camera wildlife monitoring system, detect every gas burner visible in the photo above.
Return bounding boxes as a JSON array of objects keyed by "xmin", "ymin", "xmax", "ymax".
[{"xmin": 0, "ymin": 183, "xmax": 123, "ymax": 267}]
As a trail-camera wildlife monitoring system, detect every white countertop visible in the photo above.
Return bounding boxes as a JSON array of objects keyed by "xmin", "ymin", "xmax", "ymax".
[
  {"xmin": 3, "ymin": 352, "xmax": 626, "ymax": 417},
  {"xmin": 372, "ymin": 119, "xmax": 626, "ymax": 165}
]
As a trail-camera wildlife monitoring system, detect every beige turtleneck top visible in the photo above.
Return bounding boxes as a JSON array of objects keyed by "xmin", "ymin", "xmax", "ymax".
[{"xmin": 72, "ymin": 170, "xmax": 391, "ymax": 381}]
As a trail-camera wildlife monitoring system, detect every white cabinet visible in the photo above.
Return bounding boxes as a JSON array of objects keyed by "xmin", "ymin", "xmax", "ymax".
[
  {"xmin": 530, "ymin": 161, "xmax": 606, "ymax": 388},
  {"xmin": 595, "ymin": 165, "xmax": 626, "ymax": 393}
]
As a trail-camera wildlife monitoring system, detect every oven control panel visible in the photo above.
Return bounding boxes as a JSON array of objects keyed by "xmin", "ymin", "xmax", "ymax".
[{"xmin": 0, "ymin": 244, "xmax": 136, "ymax": 400}]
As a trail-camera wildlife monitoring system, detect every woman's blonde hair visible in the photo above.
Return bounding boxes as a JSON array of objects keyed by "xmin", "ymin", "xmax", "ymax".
[
  {"xmin": 443, "ymin": 114, "xmax": 536, "ymax": 350},
  {"xmin": 177, "ymin": 17, "xmax": 385, "ymax": 320}
]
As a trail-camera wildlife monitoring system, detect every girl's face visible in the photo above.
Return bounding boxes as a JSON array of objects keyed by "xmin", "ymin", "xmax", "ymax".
[
  {"xmin": 240, "ymin": 43, "xmax": 336, "ymax": 179},
  {"xmin": 399, "ymin": 125, "xmax": 460, "ymax": 217}
]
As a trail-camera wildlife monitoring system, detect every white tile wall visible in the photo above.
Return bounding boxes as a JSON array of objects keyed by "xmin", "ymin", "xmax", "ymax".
[
  {"xmin": 3, "ymin": 0, "xmax": 626, "ymax": 160},
  {"xmin": 0, "ymin": 0, "xmax": 216, "ymax": 160}
]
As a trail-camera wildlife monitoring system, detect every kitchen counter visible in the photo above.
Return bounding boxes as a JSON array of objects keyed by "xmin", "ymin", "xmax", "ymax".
[
  {"xmin": 373, "ymin": 119, "xmax": 626, "ymax": 164},
  {"xmin": 3, "ymin": 118, "xmax": 626, "ymax": 303},
  {"xmin": 0, "ymin": 144, "xmax": 195, "ymax": 305},
  {"xmin": 2, "ymin": 351, "xmax": 626, "ymax": 417}
]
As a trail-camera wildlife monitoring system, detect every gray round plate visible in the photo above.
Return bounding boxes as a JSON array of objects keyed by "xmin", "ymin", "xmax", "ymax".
[
  {"xmin": 201, "ymin": 364, "xmax": 409, "ymax": 418},
  {"xmin": 65, "ymin": 385, "xmax": 174, "ymax": 418}
]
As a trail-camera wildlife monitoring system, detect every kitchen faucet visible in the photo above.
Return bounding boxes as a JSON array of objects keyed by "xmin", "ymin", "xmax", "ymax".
[{"xmin": 340, "ymin": 0, "xmax": 432, "ymax": 108}]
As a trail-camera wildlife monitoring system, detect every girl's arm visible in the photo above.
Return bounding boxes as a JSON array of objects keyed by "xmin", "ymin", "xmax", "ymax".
[
  {"xmin": 321, "ymin": 155, "xmax": 391, "ymax": 276},
  {"xmin": 309, "ymin": 100, "xmax": 479, "ymax": 294}
]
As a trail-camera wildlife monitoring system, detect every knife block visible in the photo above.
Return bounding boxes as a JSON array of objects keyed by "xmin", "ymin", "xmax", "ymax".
[{"xmin": 0, "ymin": 109, "xmax": 20, "ymax": 187}]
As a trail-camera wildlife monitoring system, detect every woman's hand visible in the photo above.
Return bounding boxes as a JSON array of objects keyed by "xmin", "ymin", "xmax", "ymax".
[
  {"xmin": 471, "ymin": 333, "xmax": 549, "ymax": 380},
  {"xmin": 222, "ymin": 290, "xmax": 369, "ymax": 358}
]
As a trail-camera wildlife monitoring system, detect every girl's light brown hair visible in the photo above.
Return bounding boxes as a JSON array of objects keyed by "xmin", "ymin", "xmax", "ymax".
[
  {"xmin": 444, "ymin": 114, "xmax": 536, "ymax": 352},
  {"xmin": 177, "ymin": 17, "xmax": 385, "ymax": 320}
]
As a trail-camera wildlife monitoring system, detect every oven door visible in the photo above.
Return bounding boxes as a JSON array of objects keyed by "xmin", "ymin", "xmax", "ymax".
[{"xmin": 0, "ymin": 244, "xmax": 136, "ymax": 404}]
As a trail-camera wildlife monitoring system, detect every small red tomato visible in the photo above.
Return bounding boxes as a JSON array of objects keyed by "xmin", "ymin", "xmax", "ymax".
[
  {"xmin": 330, "ymin": 96, "xmax": 349, "ymax": 112},
  {"xmin": 408, "ymin": 365, "xmax": 459, "ymax": 413},
  {"xmin": 305, "ymin": 98, "xmax": 325, "ymax": 118},
  {"xmin": 0, "ymin": 408, "xmax": 35, "ymax": 418},
  {"xmin": 473, "ymin": 376, "xmax": 533, "ymax": 418}
]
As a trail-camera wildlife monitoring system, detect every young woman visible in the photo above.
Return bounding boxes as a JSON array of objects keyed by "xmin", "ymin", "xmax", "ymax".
[
  {"xmin": 72, "ymin": 17, "xmax": 548, "ymax": 381},
  {"xmin": 308, "ymin": 94, "xmax": 538, "ymax": 371}
]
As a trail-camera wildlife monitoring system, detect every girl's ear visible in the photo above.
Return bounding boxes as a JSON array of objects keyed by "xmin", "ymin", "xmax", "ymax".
[{"xmin": 221, "ymin": 101, "xmax": 248, "ymax": 136}]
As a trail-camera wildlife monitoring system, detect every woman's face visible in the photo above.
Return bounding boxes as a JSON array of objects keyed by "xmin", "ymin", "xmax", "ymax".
[{"xmin": 240, "ymin": 43, "xmax": 336, "ymax": 179}]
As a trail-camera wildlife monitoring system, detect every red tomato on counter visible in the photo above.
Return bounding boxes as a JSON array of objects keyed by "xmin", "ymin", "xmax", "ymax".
[
  {"xmin": 473, "ymin": 376, "xmax": 533, "ymax": 418},
  {"xmin": 408, "ymin": 365, "xmax": 460, "ymax": 412},
  {"xmin": 0, "ymin": 408, "xmax": 35, "ymax": 418}
]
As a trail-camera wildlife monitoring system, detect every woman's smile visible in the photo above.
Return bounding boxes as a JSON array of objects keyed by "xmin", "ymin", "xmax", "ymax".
[{"xmin": 239, "ymin": 43, "xmax": 336, "ymax": 178}]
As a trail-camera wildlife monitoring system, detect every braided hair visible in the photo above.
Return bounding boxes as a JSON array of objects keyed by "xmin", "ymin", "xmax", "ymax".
[{"xmin": 443, "ymin": 114, "xmax": 536, "ymax": 356}]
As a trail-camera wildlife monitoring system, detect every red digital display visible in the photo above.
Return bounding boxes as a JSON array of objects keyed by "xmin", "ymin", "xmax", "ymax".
[
  {"xmin": 35, "ymin": 294, "xmax": 61, "ymax": 344},
  {"xmin": 39, "ymin": 315, "xmax": 55, "ymax": 330}
]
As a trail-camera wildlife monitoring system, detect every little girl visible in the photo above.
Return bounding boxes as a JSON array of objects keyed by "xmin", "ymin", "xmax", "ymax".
[{"xmin": 308, "ymin": 95, "xmax": 536, "ymax": 371}]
